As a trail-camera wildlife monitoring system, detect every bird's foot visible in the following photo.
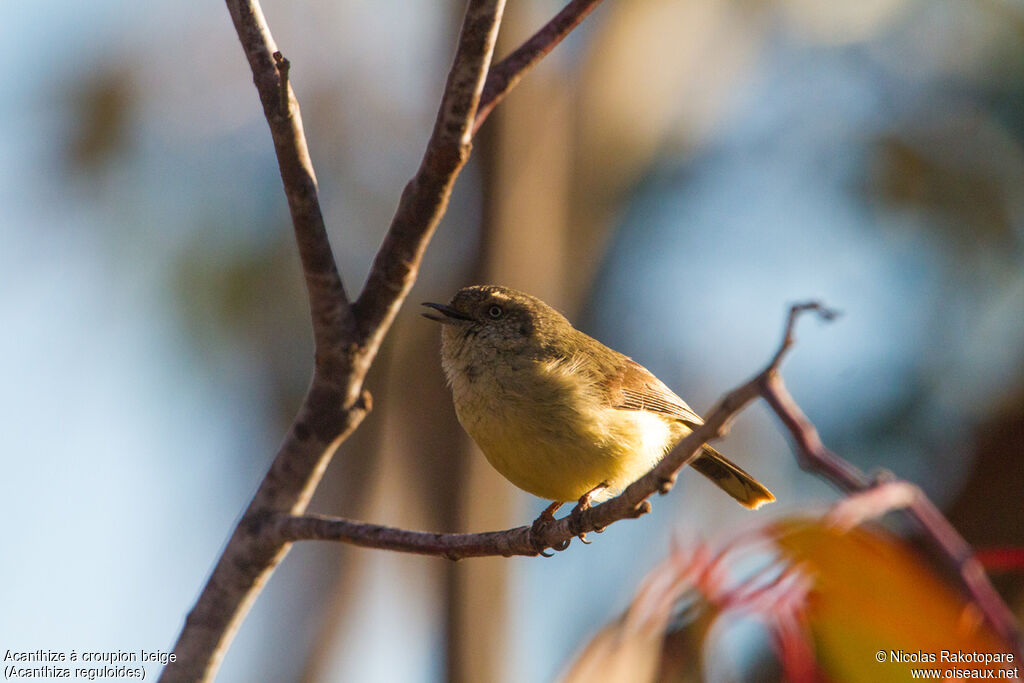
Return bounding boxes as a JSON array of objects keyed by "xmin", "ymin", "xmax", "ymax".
[
  {"xmin": 530, "ymin": 501, "xmax": 564, "ymax": 557},
  {"xmin": 568, "ymin": 483, "xmax": 609, "ymax": 544}
]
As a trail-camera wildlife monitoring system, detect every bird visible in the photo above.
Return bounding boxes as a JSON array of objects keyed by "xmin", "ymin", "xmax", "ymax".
[{"xmin": 422, "ymin": 285, "xmax": 774, "ymax": 524}]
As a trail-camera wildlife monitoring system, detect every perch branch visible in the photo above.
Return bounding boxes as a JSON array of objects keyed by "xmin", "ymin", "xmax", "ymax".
[
  {"xmin": 268, "ymin": 303, "xmax": 835, "ymax": 558},
  {"xmin": 275, "ymin": 302, "xmax": 1022, "ymax": 658}
]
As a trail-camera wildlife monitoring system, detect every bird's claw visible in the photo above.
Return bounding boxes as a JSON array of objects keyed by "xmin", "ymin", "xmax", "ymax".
[
  {"xmin": 530, "ymin": 502, "xmax": 560, "ymax": 535},
  {"xmin": 567, "ymin": 483, "xmax": 606, "ymax": 544},
  {"xmin": 567, "ymin": 506, "xmax": 588, "ymax": 540},
  {"xmin": 530, "ymin": 501, "xmax": 564, "ymax": 557}
]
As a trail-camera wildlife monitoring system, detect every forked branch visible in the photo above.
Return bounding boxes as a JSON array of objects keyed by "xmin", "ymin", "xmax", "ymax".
[{"xmin": 162, "ymin": 1, "xmax": 608, "ymax": 680}]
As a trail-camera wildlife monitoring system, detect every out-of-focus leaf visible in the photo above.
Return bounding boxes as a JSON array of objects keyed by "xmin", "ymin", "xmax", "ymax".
[
  {"xmin": 63, "ymin": 64, "xmax": 135, "ymax": 174},
  {"xmin": 868, "ymin": 114, "xmax": 1022, "ymax": 254},
  {"xmin": 172, "ymin": 229, "xmax": 311, "ymax": 430},
  {"xmin": 773, "ymin": 519, "xmax": 1015, "ymax": 681},
  {"xmin": 562, "ymin": 547, "xmax": 712, "ymax": 683},
  {"xmin": 976, "ymin": 547, "xmax": 1024, "ymax": 574},
  {"xmin": 777, "ymin": 0, "xmax": 914, "ymax": 45},
  {"xmin": 563, "ymin": 517, "xmax": 1017, "ymax": 683},
  {"xmin": 562, "ymin": 542, "xmax": 819, "ymax": 683}
]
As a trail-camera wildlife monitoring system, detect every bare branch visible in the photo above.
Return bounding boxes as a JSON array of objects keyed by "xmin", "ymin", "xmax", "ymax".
[
  {"xmin": 761, "ymin": 364, "xmax": 1023, "ymax": 658},
  {"xmin": 163, "ymin": 1, "xmax": 524, "ymax": 679},
  {"xmin": 904, "ymin": 493, "xmax": 1023, "ymax": 657},
  {"xmin": 473, "ymin": 0, "xmax": 606, "ymax": 135},
  {"xmin": 824, "ymin": 480, "xmax": 921, "ymax": 531},
  {"xmin": 765, "ymin": 301, "xmax": 839, "ymax": 372},
  {"xmin": 224, "ymin": 1, "xmax": 353, "ymax": 367},
  {"xmin": 353, "ymin": 0, "xmax": 506, "ymax": 348}
]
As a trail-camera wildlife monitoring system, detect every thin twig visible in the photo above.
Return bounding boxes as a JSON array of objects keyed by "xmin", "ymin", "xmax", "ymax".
[
  {"xmin": 765, "ymin": 302, "xmax": 838, "ymax": 373},
  {"xmin": 761, "ymin": 374, "xmax": 869, "ymax": 489},
  {"xmin": 761, "ymin": 361, "xmax": 1023, "ymax": 658},
  {"xmin": 352, "ymin": 0, "xmax": 506, "ymax": 349},
  {"xmin": 823, "ymin": 480, "xmax": 920, "ymax": 532},
  {"xmin": 223, "ymin": 0, "xmax": 352, "ymax": 365},
  {"xmin": 473, "ymin": 0, "xmax": 606, "ymax": 135}
]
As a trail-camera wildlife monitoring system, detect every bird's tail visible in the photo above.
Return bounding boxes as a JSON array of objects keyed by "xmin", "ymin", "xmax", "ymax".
[{"xmin": 691, "ymin": 445, "xmax": 775, "ymax": 509}]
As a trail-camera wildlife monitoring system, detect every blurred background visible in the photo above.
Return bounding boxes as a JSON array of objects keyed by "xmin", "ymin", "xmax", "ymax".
[{"xmin": 2, "ymin": 0, "xmax": 1022, "ymax": 680}]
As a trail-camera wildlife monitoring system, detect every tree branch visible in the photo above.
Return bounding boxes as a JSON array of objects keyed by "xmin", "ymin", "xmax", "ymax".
[
  {"xmin": 473, "ymin": 0, "xmax": 606, "ymax": 135},
  {"xmin": 761, "ymin": 359, "xmax": 1023, "ymax": 658},
  {"xmin": 167, "ymin": 0, "xmax": 611, "ymax": 676},
  {"xmin": 224, "ymin": 0, "xmax": 353, "ymax": 366},
  {"xmin": 165, "ymin": 0, "xmax": 1020, "ymax": 676},
  {"xmin": 162, "ymin": 1, "xmax": 514, "ymax": 680},
  {"xmin": 352, "ymin": 0, "xmax": 506, "ymax": 349}
]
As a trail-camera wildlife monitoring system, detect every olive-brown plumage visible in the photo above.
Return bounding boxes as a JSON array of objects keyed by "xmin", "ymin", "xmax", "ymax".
[{"xmin": 423, "ymin": 285, "xmax": 774, "ymax": 509}]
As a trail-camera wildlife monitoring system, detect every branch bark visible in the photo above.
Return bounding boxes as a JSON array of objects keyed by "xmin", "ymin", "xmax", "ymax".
[{"xmin": 225, "ymin": 1, "xmax": 353, "ymax": 362}]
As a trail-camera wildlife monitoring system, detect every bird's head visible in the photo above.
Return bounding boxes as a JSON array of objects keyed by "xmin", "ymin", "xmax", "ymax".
[{"xmin": 423, "ymin": 285, "xmax": 572, "ymax": 363}]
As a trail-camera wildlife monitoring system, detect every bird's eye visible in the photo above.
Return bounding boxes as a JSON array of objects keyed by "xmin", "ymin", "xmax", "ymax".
[{"xmin": 487, "ymin": 305, "xmax": 504, "ymax": 319}]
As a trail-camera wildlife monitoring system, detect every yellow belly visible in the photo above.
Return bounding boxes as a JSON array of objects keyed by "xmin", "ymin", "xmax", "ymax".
[{"xmin": 451, "ymin": 361, "xmax": 681, "ymax": 502}]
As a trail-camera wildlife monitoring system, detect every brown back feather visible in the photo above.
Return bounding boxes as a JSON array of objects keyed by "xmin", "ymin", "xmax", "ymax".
[{"xmin": 601, "ymin": 357, "xmax": 704, "ymax": 427}]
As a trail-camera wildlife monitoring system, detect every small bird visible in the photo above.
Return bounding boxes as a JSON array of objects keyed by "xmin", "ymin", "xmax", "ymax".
[{"xmin": 423, "ymin": 285, "xmax": 774, "ymax": 522}]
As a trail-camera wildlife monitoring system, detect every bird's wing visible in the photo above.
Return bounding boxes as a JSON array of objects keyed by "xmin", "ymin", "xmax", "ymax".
[{"xmin": 601, "ymin": 358, "xmax": 704, "ymax": 427}]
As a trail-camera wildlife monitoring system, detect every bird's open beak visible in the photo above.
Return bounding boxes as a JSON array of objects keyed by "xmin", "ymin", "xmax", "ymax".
[{"xmin": 422, "ymin": 302, "xmax": 473, "ymax": 324}]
